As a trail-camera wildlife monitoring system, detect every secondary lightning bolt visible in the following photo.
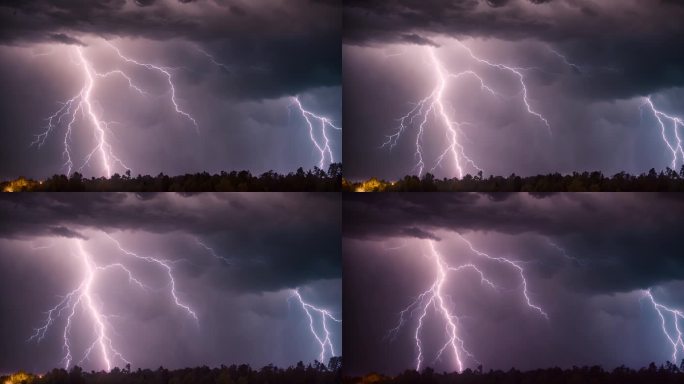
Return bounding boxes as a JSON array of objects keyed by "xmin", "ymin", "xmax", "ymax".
[
  {"xmin": 291, "ymin": 97, "xmax": 341, "ymax": 170},
  {"xmin": 644, "ymin": 289, "xmax": 684, "ymax": 363},
  {"xmin": 642, "ymin": 97, "xmax": 684, "ymax": 170},
  {"xmin": 456, "ymin": 41, "xmax": 552, "ymax": 135},
  {"xmin": 383, "ymin": 42, "xmax": 551, "ymax": 178},
  {"xmin": 548, "ymin": 48, "xmax": 582, "ymax": 74},
  {"xmin": 196, "ymin": 47, "xmax": 231, "ymax": 73},
  {"xmin": 291, "ymin": 289, "xmax": 341, "ymax": 363},
  {"xmin": 106, "ymin": 234, "xmax": 198, "ymax": 322},
  {"xmin": 546, "ymin": 239, "xmax": 583, "ymax": 266},
  {"xmin": 28, "ymin": 236, "xmax": 197, "ymax": 371},
  {"xmin": 195, "ymin": 238, "xmax": 232, "ymax": 265},
  {"xmin": 388, "ymin": 238, "xmax": 547, "ymax": 372},
  {"xmin": 32, "ymin": 41, "xmax": 199, "ymax": 177},
  {"xmin": 106, "ymin": 42, "xmax": 199, "ymax": 133}
]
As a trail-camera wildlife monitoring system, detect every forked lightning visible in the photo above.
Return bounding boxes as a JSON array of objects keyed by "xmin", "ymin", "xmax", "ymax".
[
  {"xmin": 32, "ymin": 41, "xmax": 198, "ymax": 177},
  {"xmin": 388, "ymin": 238, "xmax": 547, "ymax": 372},
  {"xmin": 28, "ymin": 237, "xmax": 197, "ymax": 371},
  {"xmin": 291, "ymin": 289, "xmax": 341, "ymax": 363},
  {"xmin": 292, "ymin": 97, "xmax": 341, "ymax": 170},
  {"xmin": 382, "ymin": 41, "xmax": 551, "ymax": 178},
  {"xmin": 644, "ymin": 289, "xmax": 684, "ymax": 363}
]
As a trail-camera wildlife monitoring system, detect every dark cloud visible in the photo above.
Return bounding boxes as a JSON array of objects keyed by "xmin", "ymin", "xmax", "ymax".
[
  {"xmin": 0, "ymin": 193, "xmax": 341, "ymax": 292},
  {"xmin": 399, "ymin": 33, "xmax": 439, "ymax": 46},
  {"xmin": 487, "ymin": 0, "xmax": 553, "ymax": 6},
  {"xmin": 134, "ymin": 0, "xmax": 156, "ymax": 6},
  {"xmin": 399, "ymin": 226, "xmax": 439, "ymax": 240},
  {"xmin": 344, "ymin": 0, "xmax": 684, "ymax": 100},
  {"xmin": 343, "ymin": 193, "xmax": 684, "ymax": 293},
  {"xmin": 0, "ymin": 0, "xmax": 340, "ymax": 100},
  {"xmin": 48, "ymin": 225, "xmax": 86, "ymax": 239},
  {"xmin": 486, "ymin": 0, "xmax": 510, "ymax": 7},
  {"xmin": 47, "ymin": 33, "xmax": 86, "ymax": 46}
]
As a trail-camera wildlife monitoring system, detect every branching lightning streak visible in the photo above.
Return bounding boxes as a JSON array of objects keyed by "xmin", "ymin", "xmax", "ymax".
[
  {"xmin": 456, "ymin": 42, "xmax": 552, "ymax": 135},
  {"xmin": 383, "ymin": 42, "xmax": 551, "ymax": 178},
  {"xmin": 196, "ymin": 47, "xmax": 231, "ymax": 73},
  {"xmin": 458, "ymin": 235, "xmax": 548, "ymax": 319},
  {"xmin": 106, "ymin": 42, "xmax": 199, "ymax": 133},
  {"xmin": 389, "ymin": 238, "xmax": 547, "ymax": 372},
  {"xmin": 644, "ymin": 289, "xmax": 684, "ymax": 363},
  {"xmin": 33, "ymin": 42, "xmax": 199, "ymax": 177},
  {"xmin": 643, "ymin": 97, "xmax": 684, "ymax": 170},
  {"xmin": 291, "ymin": 96, "xmax": 341, "ymax": 170},
  {"xmin": 548, "ymin": 48, "xmax": 582, "ymax": 74},
  {"xmin": 291, "ymin": 289, "xmax": 341, "ymax": 363},
  {"xmin": 28, "ymin": 236, "xmax": 197, "ymax": 371},
  {"xmin": 546, "ymin": 239, "xmax": 583, "ymax": 266},
  {"xmin": 105, "ymin": 234, "xmax": 198, "ymax": 322},
  {"xmin": 195, "ymin": 238, "xmax": 232, "ymax": 265}
]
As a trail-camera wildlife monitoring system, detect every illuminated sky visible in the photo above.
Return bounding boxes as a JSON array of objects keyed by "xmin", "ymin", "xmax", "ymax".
[
  {"xmin": 343, "ymin": 193, "xmax": 684, "ymax": 374},
  {"xmin": 343, "ymin": 0, "xmax": 684, "ymax": 179},
  {"xmin": 0, "ymin": 0, "xmax": 341, "ymax": 179},
  {"xmin": 0, "ymin": 193, "xmax": 341, "ymax": 372}
]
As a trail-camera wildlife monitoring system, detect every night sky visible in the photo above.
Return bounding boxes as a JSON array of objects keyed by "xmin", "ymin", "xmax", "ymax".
[
  {"xmin": 0, "ymin": 193, "xmax": 341, "ymax": 373},
  {"xmin": 0, "ymin": 0, "xmax": 341, "ymax": 179},
  {"xmin": 343, "ymin": 0, "xmax": 684, "ymax": 180},
  {"xmin": 343, "ymin": 193, "xmax": 684, "ymax": 374}
]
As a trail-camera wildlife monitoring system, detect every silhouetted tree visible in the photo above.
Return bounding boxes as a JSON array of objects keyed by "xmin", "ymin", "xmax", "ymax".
[
  {"xmin": 9, "ymin": 357, "xmax": 343, "ymax": 384},
  {"xmin": 343, "ymin": 168, "xmax": 684, "ymax": 192},
  {"xmin": 342, "ymin": 361, "xmax": 684, "ymax": 384},
  {"xmin": 2, "ymin": 164, "xmax": 343, "ymax": 192}
]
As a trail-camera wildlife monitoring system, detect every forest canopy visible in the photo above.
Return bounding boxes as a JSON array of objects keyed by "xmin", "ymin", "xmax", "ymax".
[
  {"xmin": 344, "ymin": 167, "xmax": 684, "ymax": 192},
  {"xmin": 1, "ymin": 164, "xmax": 342, "ymax": 192},
  {"xmin": 2, "ymin": 357, "xmax": 342, "ymax": 384}
]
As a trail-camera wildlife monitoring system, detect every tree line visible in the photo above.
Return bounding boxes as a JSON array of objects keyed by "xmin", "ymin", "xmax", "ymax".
[
  {"xmin": 1, "ymin": 164, "xmax": 341, "ymax": 192},
  {"xmin": 1, "ymin": 357, "xmax": 341, "ymax": 384},
  {"xmin": 346, "ymin": 361, "xmax": 684, "ymax": 384},
  {"xmin": 344, "ymin": 166, "xmax": 684, "ymax": 192}
]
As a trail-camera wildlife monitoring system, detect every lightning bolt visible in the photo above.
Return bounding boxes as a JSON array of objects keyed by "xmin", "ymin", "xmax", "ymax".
[
  {"xmin": 642, "ymin": 97, "xmax": 684, "ymax": 170},
  {"xmin": 548, "ymin": 48, "xmax": 582, "ymax": 74},
  {"xmin": 388, "ymin": 238, "xmax": 547, "ymax": 372},
  {"xmin": 291, "ymin": 289, "xmax": 341, "ymax": 363},
  {"xmin": 291, "ymin": 96, "xmax": 341, "ymax": 170},
  {"xmin": 106, "ymin": 42, "xmax": 199, "ymax": 133},
  {"xmin": 28, "ymin": 236, "xmax": 197, "ymax": 371},
  {"xmin": 644, "ymin": 289, "xmax": 684, "ymax": 363},
  {"xmin": 32, "ymin": 41, "xmax": 199, "ymax": 177},
  {"xmin": 105, "ymin": 234, "xmax": 198, "ymax": 322},
  {"xmin": 455, "ymin": 41, "xmax": 552, "ymax": 135},
  {"xmin": 382, "ymin": 42, "xmax": 551, "ymax": 178},
  {"xmin": 195, "ymin": 238, "xmax": 232, "ymax": 265},
  {"xmin": 546, "ymin": 239, "xmax": 583, "ymax": 266},
  {"xmin": 196, "ymin": 47, "xmax": 231, "ymax": 73}
]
